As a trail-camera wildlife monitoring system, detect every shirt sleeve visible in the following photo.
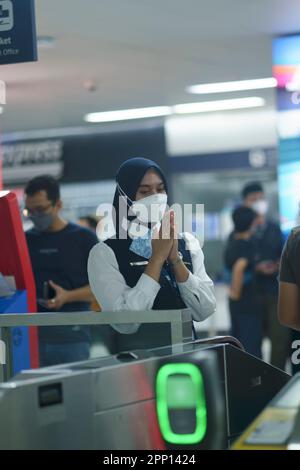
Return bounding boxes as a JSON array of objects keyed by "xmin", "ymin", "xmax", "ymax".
[
  {"xmin": 237, "ymin": 241, "xmax": 252, "ymax": 265},
  {"xmin": 279, "ymin": 235, "xmax": 296, "ymax": 284},
  {"xmin": 87, "ymin": 242, "xmax": 161, "ymax": 334},
  {"xmin": 176, "ymin": 233, "xmax": 217, "ymax": 322},
  {"xmin": 82, "ymin": 229, "xmax": 99, "ymax": 258}
]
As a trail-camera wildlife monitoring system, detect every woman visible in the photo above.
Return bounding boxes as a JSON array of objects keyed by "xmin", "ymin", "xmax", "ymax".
[{"xmin": 88, "ymin": 158, "xmax": 216, "ymax": 349}]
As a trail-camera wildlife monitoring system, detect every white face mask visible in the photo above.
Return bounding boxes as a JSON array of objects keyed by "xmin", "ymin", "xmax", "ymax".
[
  {"xmin": 252, "ymin": 199, "xmax": 269, "ymax": 216},
  {"xmin": 118, "ymin": 184, "xmax": 168, "ymax": 223},
  {"xmin": 131, "ymin": 193, "xmax": 168, "ymax": 223}
]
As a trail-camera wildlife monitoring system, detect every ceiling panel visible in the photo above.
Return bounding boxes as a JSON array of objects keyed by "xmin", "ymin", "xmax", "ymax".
[{"xmin": 0, "ymin": 0, "xmax": 299, "ymax": 133}]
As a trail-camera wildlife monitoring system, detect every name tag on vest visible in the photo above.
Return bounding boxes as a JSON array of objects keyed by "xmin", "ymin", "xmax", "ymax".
[{"xmin": 130, "ymin": 261, "xmax": 149, "ymax": 267}]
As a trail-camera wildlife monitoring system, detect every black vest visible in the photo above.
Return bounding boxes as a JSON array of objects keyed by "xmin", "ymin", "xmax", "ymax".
[
  {"xmin": 104, "ymin": 236, "xmax": 194, "ymax": 351},
  {"xmin": 105, "ymin": 237, "xmax": 194, "ymax": 310}
]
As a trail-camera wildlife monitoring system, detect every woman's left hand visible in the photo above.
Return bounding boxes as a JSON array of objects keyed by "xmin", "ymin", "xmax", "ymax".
[{"xmin": 167, "ymin": 211, "xmax": 179, "ymax": 263}]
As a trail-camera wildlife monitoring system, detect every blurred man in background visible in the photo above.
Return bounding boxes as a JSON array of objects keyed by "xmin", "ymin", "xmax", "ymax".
[
  {"xmin": 24, "ymin": 175, "xmax": 98, "ymax": 366},
  {"xmin": 242, "ymin": 182, "xmax": 290, "ymax": 369},
  {"xmin": 224, "ymin": 206, "xmax": 262, "ymax": 358}
]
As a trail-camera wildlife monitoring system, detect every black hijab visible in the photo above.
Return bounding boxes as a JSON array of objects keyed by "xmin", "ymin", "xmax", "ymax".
[{"xmin": 112, "ymin": 157, "xmax": 168, "ymax": 239}]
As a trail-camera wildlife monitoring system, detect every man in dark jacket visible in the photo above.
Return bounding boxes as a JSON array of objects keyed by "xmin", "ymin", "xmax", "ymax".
[{"xmin": 242, "ymin": 182, "xmax": 290, "ymax": 370}]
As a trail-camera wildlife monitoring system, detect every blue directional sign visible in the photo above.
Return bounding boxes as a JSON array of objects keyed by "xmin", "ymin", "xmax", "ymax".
[{"xmin": 0, "ymin": 0, "xmax": 37, "ymax": 65}]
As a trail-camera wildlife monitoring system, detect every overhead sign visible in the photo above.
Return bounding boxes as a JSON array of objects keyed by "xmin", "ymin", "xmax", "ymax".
[
  {"xmin": 2, "ymin": 140, "xmax": 64, "ymax": 184},
  {"xmin": 0, "ymin": 0, "xmax": 37, "ymax": 65},
  {"xmin": 273, "ymin": 34, "xmax": 300, "ymax": 235},
  {"xmin": 2, "ymin": 124, "xmax": 168, "ymax": 185}
]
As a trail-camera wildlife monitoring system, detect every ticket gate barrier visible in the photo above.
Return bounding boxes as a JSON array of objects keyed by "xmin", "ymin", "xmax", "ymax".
[
  {"xmin": 0, "ymin": 338, "xmax": 290, "ymax": 450},
  {"xmin": 0, "ymin": 309, "xmax": 193, "ymax": 382},
  {"xmin": 232, "ymin": 373, "xmax": 300, "ymax": 450},
  {"xmin": 42, "ymin": 337, "xmax": 290, "ymax": 445},
  {"xmin": 0, "ymin": 347, "xmax": 224, "ymax": 450},
  {"xmin": 288, "ymin": 407, "xmax": 300, "ymax": 450}
]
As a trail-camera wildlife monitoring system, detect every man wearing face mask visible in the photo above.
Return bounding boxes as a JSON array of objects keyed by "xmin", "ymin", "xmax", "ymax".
[
  {"xmin": 242, "ymin": 182, "xmax": 290, "ymax": 369},
  {"xmin": 24, "ymin": 175, "xmax": 98, "ymax": 366}
]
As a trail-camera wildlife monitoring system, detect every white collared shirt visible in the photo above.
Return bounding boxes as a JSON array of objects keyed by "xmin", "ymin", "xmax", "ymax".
[{"xmin": 88, "ymin": 233, "xmax": 216, "ymax": 334}]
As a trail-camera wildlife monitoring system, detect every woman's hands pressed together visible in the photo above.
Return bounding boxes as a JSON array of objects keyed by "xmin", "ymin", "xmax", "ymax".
[{"xmin": 145, "ymin": 211, "xmax": 189, "ymax": 283}]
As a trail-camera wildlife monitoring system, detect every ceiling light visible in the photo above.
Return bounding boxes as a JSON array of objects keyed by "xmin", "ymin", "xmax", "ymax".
[
  {"xmin": 84, "ymin": 97, "xmax": 266, "ymax": 124},
  {"xmin": 173, "ymin": 97, "xmax": 265, "ymax": 114},
  {"xmin": 37, "ymin": 36, "xmax": 55, "ymax": 49},
  {"xmin": 84, "ymin": 106, "xmax": 172, "ymax": 123},
  {"xmin": 186, "ymin": 78, "xmax": 277, "ymax": 94}
]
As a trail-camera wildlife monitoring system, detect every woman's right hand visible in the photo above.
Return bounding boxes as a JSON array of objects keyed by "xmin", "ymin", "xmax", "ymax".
[{"xmin": 151, "ymin": 211, "xmax": 175, "ymax": 264}]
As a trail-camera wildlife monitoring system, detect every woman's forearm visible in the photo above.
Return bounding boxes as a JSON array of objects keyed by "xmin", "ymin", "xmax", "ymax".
[
  {"xmin": 171, "ymin": 258, "xmax": 190, "ymax": 283},
  {"xmin": 145, "ymin": 256, "xmax": 164, "ymax": 283},
  {"xmin": 66, "ymin": 285, "xmax": 94, "ymax": 303},
  {"xmin": 230, "ymin": 271, "xmax": 244, "ymax": 300}
]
